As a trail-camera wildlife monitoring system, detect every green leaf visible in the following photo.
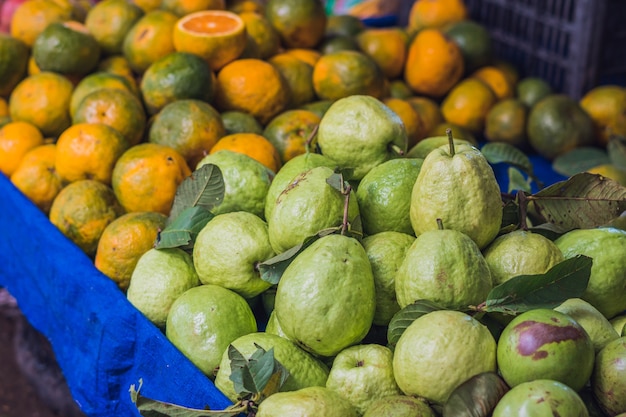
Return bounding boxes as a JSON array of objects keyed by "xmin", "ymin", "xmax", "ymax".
[
  {"xmin": 529, "ymin": 172, "xmax": 626, "ymax": 231},
  {"xmin": 129, "ymin": 381, "xmax": 246, "ymax": 417},
  {"xmin": 507, "ymin": 166, "xmax": 532, "ymax": 193},
  {"xmin": 168, "ymin": 164, "xmax": 225, "ymax": 223},
  {"xmin": 608, "ymin": 136, "xmax": 626, "ymax": 170},
  {"xmin": 258, "ymin": 228, "xmax": 339, "ymax": 285},
  {"xmin": 228, "ymin": 344, "xmax": 290, "ymax": 399},
  {"xmin": 552, "ymin": 147, "xmax": 610, "ymax": 177},
  {"xmin": 499, "ymin": 200, "xmax": 520, "ymax": 232},
  {"xmin": 442, "ymin": 372, "xmax": 510, "ymax": 417},
  {"xmin": 155, "ymin": 206, "xmax": 214, "ymax": 251},
  {"xmin": 481, "ymin": 142, "xmax": 543, "ymax": 188},
  {"xmin": 484, "ymin": 255, "xmax": 592, "ymax": 315},
  {"xmin": 387, "ymin": 299, "xmax": 446, "ymax": 350}
]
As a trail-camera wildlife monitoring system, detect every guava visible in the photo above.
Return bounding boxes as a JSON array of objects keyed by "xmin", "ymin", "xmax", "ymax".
[
  {"xmin": 126, "ymin": 247, "xmax": 199, "ymax": 329},
  {"xmin": 395, "ymin": 227, "xmax": 492, "ymax": 311},
  {"xmin": 492, "ymin": 379, "xmax": 589, "ymax": 417},
  {"xmin": 483, "ymin": 229, "xmax": 564, "ymax": 285},
  {"xmin": 555, "ymin": 297, "xmax": 620, "ymax": 352},
  {"xmin": 326, "ymin": 344, "xmax": 401, "ymax": 415},
  {"xmin": 274, "ymin": 234, "xmax": 376, "ymax": 357},
  {"xmin": 192, "ymin": 211, "xmax": 275, "ymax": 299},
  {"xmin": 410, "ymin": 138, "xmax": 502, "ymax": 249},
  {"xmin": 363, "ymin": 395, "xmax": 436, "ymax": 417},
  {"xmin": 267, "ymin": 165, "xmax": 360, "ymax": 254},
  {"xmin": 165, "ymin": 284, "xmax": 257, "ymax": 378},
  {"xmin": 362, "ymin": 231, "xmax": 415, "ymax": 325},
  {"xmin": 392, "ymin": 310, "xmax": 497, "ymax": 405},
  {"xmin": 316, "ymin": 95, "xmax": 408, "ymax": 180},
  {"xmin": 555, "ymin": 227, "xmax": 626, "ymax": 319},
  {"xmin": 592, "ymin": 336, "xmax": 626, "ymax": 416},
  {"xmin": 496, "ymin": 308, "xmax": 594, "ymax": 391},
  {"xmin": 256, "ymin": 386, "xmax": 358, "ymax": 417},
  {"xmin": 355, "ymin": 157, "xmax": 422, "ymax": 235},
  {"xmin": 213, "ymin": 332, "xmax": 330, "ymax": 402}
]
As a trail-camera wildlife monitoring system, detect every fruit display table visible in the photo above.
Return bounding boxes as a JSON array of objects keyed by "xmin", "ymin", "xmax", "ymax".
[{"xmin": 0, "ymin": 152, "xmax": 566, "ymax": 416}]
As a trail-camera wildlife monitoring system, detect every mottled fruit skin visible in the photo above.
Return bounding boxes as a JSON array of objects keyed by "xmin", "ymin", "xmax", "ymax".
[
  {"xmin": 592, "ymin": 336, "xmax": 626, "ymax": 416},
  {"xmin": 492, "ymin": 379, "xmax": 589, "ymax": 417},
  {"xmin": 363, "ymin": 395, "xmax": 436, "ymax": 417},
  {"xmin": 256, "ymin": 386, "xmax": 358, "ymax": 417},
  {"xmin": 497, "ymin": 309, "xmax": 594, "ymax": 391}
]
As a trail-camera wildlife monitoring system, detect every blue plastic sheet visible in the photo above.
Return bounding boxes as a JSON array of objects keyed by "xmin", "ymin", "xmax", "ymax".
[{"xmin": 0, "ymin": 154, "xmax": 566, "ymax": 416}]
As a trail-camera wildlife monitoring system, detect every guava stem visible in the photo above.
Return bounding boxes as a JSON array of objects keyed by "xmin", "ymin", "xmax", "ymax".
[
  {"xmin": 341, "ymin": 183, "xmax": 352, "ymax": 235},
  {"xmin": 436, "ymin": 218, "xmax": 444, "ymax": 230},
  {"xmin": 389, "ymin": 143, "xmax": 405, "ymax": 156},
  {"xmin": 304, "ymin": 124, "xmax": 319, "ymax": 154},
  {"xmin": 446, "ymin": 128, "xmax": 455, "ymax": 156}
]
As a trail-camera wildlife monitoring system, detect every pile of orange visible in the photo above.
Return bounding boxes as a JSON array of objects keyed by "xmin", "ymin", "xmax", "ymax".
[{"xmin": 0, "ymin": 0, "xmax": 623, "ymax": 290}]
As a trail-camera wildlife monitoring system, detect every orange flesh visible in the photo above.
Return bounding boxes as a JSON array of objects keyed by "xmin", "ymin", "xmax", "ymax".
[{"xmin": 183, "ymin": 14, "xmax": 239, "ymax": 34}]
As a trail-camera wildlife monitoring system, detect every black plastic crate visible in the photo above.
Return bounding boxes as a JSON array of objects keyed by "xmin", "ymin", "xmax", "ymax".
[{"xmin": 464, "ymin": 0, "xmax": 626, "ymax": 99}]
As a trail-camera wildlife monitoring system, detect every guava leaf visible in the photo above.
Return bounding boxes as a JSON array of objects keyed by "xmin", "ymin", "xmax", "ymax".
[
  {"xmin": 481, "ymin": 142, "xmax": 532, "ymax": 172},
  {"xmin": 507, "ymin": 166, "xmax": 532, "ymax": 193},
  {"xmin": 129, "ymin": 380, "xmax": 246, "ymax": 417},
  {"xmin": 442, "ymin": 372, "xmax": 510, "ymax": 417},
  {"xmin": 257, "ymin": 228, "xmax": 339, "ymax": 285},
  {"xmin": 608, "ymin": 136, "xmax": 626, "ymax": 169},
  {"xmin": 387, "ymin": 299, "xmax": 446, "ymax": 350},
  {"xmin": 552, "ymin": 147, "xmax": 610, "ymax": 177},
  {"xmin": 527, "ymin": 222, "xmax": 568, "ymax": 240},
  {"xmin": 168, "ymin": 164, "xmax": 224, "ymax": 223},
  {"xmin": 484, "ymin": 255, "xmax": 592, "ymax": 314},
  {"xmin": 528, "ymin": 172, "xmax": 626, "ymax": 231},
  {"xmin": 155, "ymin": 206, "xmax": 214, "ymax": 251},
  {"xmin": 326, "ymin": 171, "xmax": 350, "ymax": 193},
  {"xmin": 228, "ymin": 344, "xmax": 289, "ymax": 399}
]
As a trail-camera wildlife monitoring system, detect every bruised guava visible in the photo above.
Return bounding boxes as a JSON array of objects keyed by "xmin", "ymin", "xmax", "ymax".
[
  {"xmin": 496, "ymin": 308, "xmax": 594, "ymax": 391},
  {"xmin": 592, "ymin": 336, "xmax": 626, "ymax": 416},
  {"xmin": 492, "ymin": 379, "xmax": 588, "ymax": 417}
]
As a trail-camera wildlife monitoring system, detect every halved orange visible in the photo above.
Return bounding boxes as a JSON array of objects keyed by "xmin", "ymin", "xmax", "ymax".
[{"xmin": 172, "ymin": 10, "xmax": 247, "ymax": 71}]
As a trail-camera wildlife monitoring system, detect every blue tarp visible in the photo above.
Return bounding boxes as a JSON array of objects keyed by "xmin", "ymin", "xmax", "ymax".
[{"xmin": 0, "ymin": 154, "xmax": 566, "ymax": 416}]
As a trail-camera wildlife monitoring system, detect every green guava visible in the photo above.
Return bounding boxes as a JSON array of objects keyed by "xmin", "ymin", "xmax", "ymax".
[
  {"xmin": 592, "ymin": 336, "xmax": 626, "ymax": 416},
  {"xmin": 496, "ymin": 308, "xmax": 594, "ymax": 391},
  {"xmin": 363, "ymin": 395, "xmax": 436, "ymax": 417},
  {"xmin": 555, "ymin": 298, "xmax": 620, "ymax": 353},
  {"xmin": 256, "ymin": 386, "xmax": 358, "ymax": 417},
  {"xmin": 492, "ymin": 379, "xmax": 589, "ymax": 417}
]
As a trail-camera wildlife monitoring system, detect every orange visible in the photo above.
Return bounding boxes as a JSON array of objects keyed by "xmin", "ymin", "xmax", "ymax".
[
  {"xmin": 318, "ymin": 34, "xmax": 360, "ymax": 55},
  {"xmin": 441, "ymin": 77, "xmax": 497, "ymax": 134},
  {"xmin": 388, "ymin": 79, "xmax": 414, "ymax": 99},
  {"xmin": 0, "ymin": 34, "xmax": 30, "ymax": 99},
  {"xmin": 122, "ymin": 10, "xmax": 178, "ymax": 74},
  {"xmin": 94, "ymin": 211, "xmax": 168, "ymax": 290},
  {"xmin": 111, "ymin": 143, "xmax": 191, "ymax": 215},
  {"xmin": 406, "ymin": 96, "xmax": 444, "ymax": 139},
  {"xmin": 10, "ymin": 0, "xmax": 72, "ymax": 47},
  {"xmin": 0, "ymin": 121, "xmax": 45, "ymax": 176},
  {"xmin": 484, "ymin": 98, "xmax": 528, "ymax": 148},
  {"xmin": 404, "ymin": 28, "xmax": 464, "ymax": 98},
  {"xmin": 70, "ymin": 71, "xmax": 136, "ymax": 118},
  {"xmin": 426, "ymin": 122, "xmax": 478, "ymax": 145},
  {"xmin": 268, "ymin": 52, "xmax": 316, "ymax": 108},
  {"xmin": 72, "ymin": 88, "xmax": 147, "ymax": 146},
  {"xmin": 131, "ymin": 0, "xmax": 162, "ymax": 13},
  {"xmin": 312, "ymin": 50, "xmax": 385, "ymax": 101},
  {"xmin": 471, "ymin": 65, "xmax": 515, "ymax": 100},
  {"xmin": 299, "ymin": 99, "xmax": 332, "ymax": 118},
  {"xmin": 10, "ymin": 144, "xmax": 63, "ymax": 213},
  {"xmin": 215, "ymin": 58, "xmax": 290, "ymax": 125},
  {"xmin": 408, "ymin": 0, "xmax": 468, "ymax": 32},
  {"xmin": 262, "ymin": 109, "xmax": 321, "ymax": 163},
  {"xmin": 172, "ymin": 10, "xmax": 247, "ymax": 71},
  {"xmin": 209, "ymin": 132, "xmax": 281, "ymax": 173},
  {"xmin": 492, "ymin": 58, "xmax": 520, "ymax": 86},
  {"xmin": 84, "ymin": 0, "xmax": 145, "ymax": 56},
  {"xmin": 221, "ymin": 110, "xmax": 263, "ymax": 135},
  {"xmin": 55, "ymin": 122, "xmax": 130, "ymax": 185},
  {"xmin": 49, "ymin": 179, "xmax": 125, "ymax": 256},
  {"xmin": 148, "ymin": 99, "xmax": 226, "ymax": 168},
  {"xmin": 239, "ymin": 11, "xmax": 280, "ymax": 60},
  {"xmin": 0, "ymin": 98, "xmax": 8, "ymax": 117},
  {"xmin": 97, "ymin": 55, "xmax": 140, "ymax": 95},
  {"xmin": 265, "ymin": 0, "xmax": 326, "ymax": 49},
  {"xmin": 444, "ymin": 19, "xmax": 493, "ymax": 74},
  {"xmin": 516, "ymin": 77, "xmax": 553, "ymax": 108},
  {"xmin": 355, "ymin": 27, "xmax": 408, "ymax": 80},
  {"xmin": 140, "ymin": 51, "xmax": 215, "ymax": 115},
  {"xmin": 383, "ymin": 97, "xmax": 424, "ymax": 148},
  {"xmin": 285, "ymin": 48, "xmax": 322, "ymax": 66},
  {"xmin": 580, "ymin": 85, "xmax": 626, "ymax": 146},
  {"xmin": 227, "ymin": 0, "xmax": 265, "ymax": 14},
  {"xmin": 325, "ymin": 13, "xmax": 365, "ymax": 38},
  {"xmin": 161, "ymin": 0, "xmax": 225, "ymax": 17},
  {"xmin": 26, "ymin": 55, "xmax": 83, "ymax": 87},
  {"xmin": 9, "ymin": 72, "xmax": 73, "ymax": 138}
]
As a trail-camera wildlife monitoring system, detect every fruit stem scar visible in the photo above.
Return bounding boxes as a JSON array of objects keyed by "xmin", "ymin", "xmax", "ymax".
[{"xmin": 389, "ymin": 143, "xmax": 405, "ymax": 156}]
